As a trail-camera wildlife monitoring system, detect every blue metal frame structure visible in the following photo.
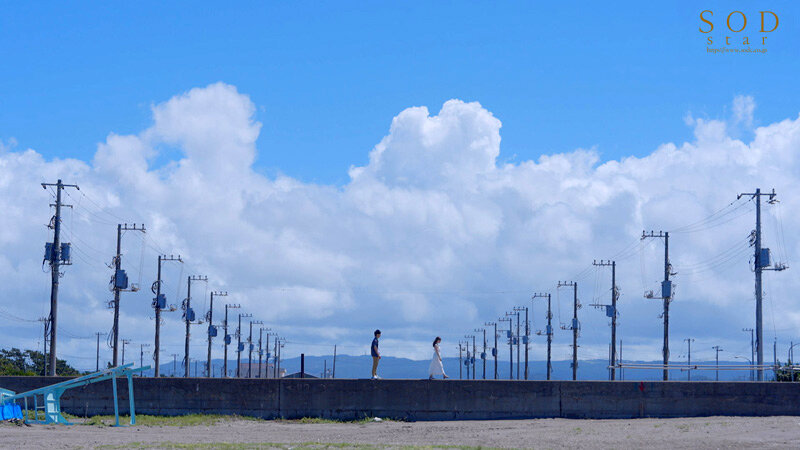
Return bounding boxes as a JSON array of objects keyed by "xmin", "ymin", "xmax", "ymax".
[{"xmin": 0, "ymin": 363, "xmax": 149, "ymax": 426}]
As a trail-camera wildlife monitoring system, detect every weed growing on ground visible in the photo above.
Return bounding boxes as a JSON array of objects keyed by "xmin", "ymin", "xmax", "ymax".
[
  {"xmin": 75, "ymin": 414, "xmax": 259, "ymax": 427},
  {"xmin": 290, "ymin": 417, "xmax": 386, "ymax": 425}
]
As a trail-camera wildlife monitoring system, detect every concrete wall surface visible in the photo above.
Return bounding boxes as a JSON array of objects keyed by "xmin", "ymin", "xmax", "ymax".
[{"xmin": 0, "ymin": 377, "xmax": 798, "ymax": 420}]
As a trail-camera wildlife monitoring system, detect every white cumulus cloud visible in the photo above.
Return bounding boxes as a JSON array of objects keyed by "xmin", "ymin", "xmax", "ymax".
[{"xmin": 0, "ymin": 83, "xmax": 798, "ymax": 371}]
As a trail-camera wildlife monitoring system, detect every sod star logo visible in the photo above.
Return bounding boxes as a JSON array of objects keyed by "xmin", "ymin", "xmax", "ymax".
[{"xmin": 699, "ymin": 10, "xmax": 778, "ymax": 54}]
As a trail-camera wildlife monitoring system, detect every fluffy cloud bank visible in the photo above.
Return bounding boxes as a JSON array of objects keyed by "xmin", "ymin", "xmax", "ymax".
[{"xmin": 1, "ymin": 83, "xmax": 798, "ymax": 370}]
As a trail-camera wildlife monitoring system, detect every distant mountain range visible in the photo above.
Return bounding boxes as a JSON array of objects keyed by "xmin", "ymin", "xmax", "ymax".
[{"xmin": 128, "ymin": 354, "xmax": 764, "ymax": 381}]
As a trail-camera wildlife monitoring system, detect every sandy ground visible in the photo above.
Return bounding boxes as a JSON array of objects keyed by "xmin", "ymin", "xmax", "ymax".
[{"xmin": 1, "ymin": 416, "xmax": 799, "ymax": 449}]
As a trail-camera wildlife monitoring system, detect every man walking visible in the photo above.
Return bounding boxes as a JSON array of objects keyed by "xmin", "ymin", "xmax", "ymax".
[{"xmin": 371, "ymin": 329, "xmax": 381, "ymax": 379}]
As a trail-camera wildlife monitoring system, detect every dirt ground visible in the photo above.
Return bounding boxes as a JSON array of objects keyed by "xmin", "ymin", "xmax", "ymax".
[{"xmin": 2, "ymin": 415, "xmax": 799, "ymax": 449}]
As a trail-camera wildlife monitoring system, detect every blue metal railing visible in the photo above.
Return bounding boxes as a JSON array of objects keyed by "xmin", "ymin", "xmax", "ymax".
[{"xmin": 0, "ymin": 363, "xmax": 149, "ymax": 426}]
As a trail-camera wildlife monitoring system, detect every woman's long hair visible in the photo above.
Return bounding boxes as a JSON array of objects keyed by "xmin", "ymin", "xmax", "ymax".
[{"xmin": 433, "ymin": 336, "xmax": 441, "ymax": 347}]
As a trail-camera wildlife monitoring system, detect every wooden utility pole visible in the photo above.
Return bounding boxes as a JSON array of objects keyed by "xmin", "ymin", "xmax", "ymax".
[
  {"xmin": 111, "ymin": 223, "xmax": 145, "ymax": 367},
  {"xmin": 532, "ymin": 293, "xmax": 553, "ymax": 380},
  {"xmin": 738, "ymin": 189, "xmax": 786, "ymax": 381},
  {"xmin": 222, "ymin": 303, "xmax": 240, "ymax": 377},
  {"xmin": 41, "ymin": 179, "xmax": 79, "ymax": 375},
  {"xmin": 485, "ymin": 321, "xmax": 497, "ymax": 379},
  {"xmin": 206, "ymin": 291, "xmax": 227, "ymax": 377},
  {"xmin": 152, "ymin": 254, "xmax": 182, "ymax": 377},
  {"xmin": 559, "ymin": 281, "xmax": 580, "ymax": 380},
  {"xmin": 642, "ymin": 231, "xmax": 672, "ymax": 380},
  {"xmin": 184, "ymin": 275, "xmax": 207, "ymax": 377},
  {"xmin": 593, "ymin": 260, "xmax": 618, "ymax": 380}
]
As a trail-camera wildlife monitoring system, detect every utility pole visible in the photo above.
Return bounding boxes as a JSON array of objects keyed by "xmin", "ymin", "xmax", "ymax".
[
  {"xmin": 499, "ymin": 316, "xmax": 513, "ymax": 380},
  {"xmin": 684, "ymin": 338, "xmax": 694, "ymax": 381},
  {"xmin": 236, "ymin": 312, "xmax": 252, "ymax": 377},
  {"xmin": 222, "ymin": 303, "xmax": 240, "ymax": 377},
  {"xmin": 248, "ymin": 320, "xmax": 263, "ymax": 378},
  {"xmin": 774, "ymin": 337, "xmax": 778, "ymax": 373},
  {"xmin": 140, "ymin": 343, "xmax": 150, "ymax": 370},
  {"xmin": 184, "ymin": 275, "xmax": 207, "ymax": 377},
  {"xmin": 472, "ymin": 334, "xmax": 477, "ymax": 380},
  {"xmin": 273, "ymin": 337, "xmax": 280, "ymax": 378},
  {"xmin": 464, "ymin": 335, "xmax": 474, "ymax": 379},
  {"xmin": 738, "ymin": 189, "xmax": 786, "ymax": 381},
  {"xmin": 485, "ymin": 322, "xmax": 497, "ymax": 379},
  {"xmin": 94, "ymin": 332, "xmax": 106, "ymax": 372},
  {"xmin": 515, "ymin": 311, "xmax": 520, "ymax": 379},
  {"xmin": 458, "ymin": 342, "xmax": 463, "ymax": 379},
  {"xmin": 267, "ymin": 333, "xmax": 280, "ymax": 378},
  {"xmin": 206, "ymin": 291, "xmax": 227, "ymax": 377},
  {"xmin": 592, "ymin": 260, "xmax": 618, "ymax": 380},
  {"xmin": 713, "ymin": 345, "xmax": 723, "ymax": 381},
  {"xmin": 333, "ymin": 345, "xmax": 337, "ymax": 379},
  {"xmin": 171, "ymin": 353, "xmax": 178, "ymax": 376},
  {"xmin": 121, "ymin": 339, "xmax": 131, "ymax": 365},
  {"xmin": 514, "ymin": 307, "xmax": 529, "ymax": 380},
  {"xmin": 276, "ymin": 339, "xmax": 284, "ymax": 378},
  {"xmin": 743, "ymin": 328, "xmax": 755, "ymax": 381},
  {"xmin": 41, "ymin": 179, "xmax": 79, "ymax": 375},
  {"xmin": 533, "ymin": 293, "xmax": 553, "ymax": 380},
  {"xmin": 152, "ymin": 254, "xmax": 182, "ymax": 377},
  {"xmin": 506, "ymin": 311, "xmax": 521, "ymax": 379},
  {"xmin": 641, "ymin": 231, "xmax": 672, "ymax": 381},
  {"xmin": 559, "ymin": 281, "xmax": 580, "ymax": 380},
  {"xmin": 476, "ymin": 327, "xmax": 487, "ymax": 380},
  {"xmin": 111, "ymin": 223, "xmax": 145, "ymax": 367},
  {"xmin": 258, "ymin": 328, "xmax": 271, "ymax": 378}
]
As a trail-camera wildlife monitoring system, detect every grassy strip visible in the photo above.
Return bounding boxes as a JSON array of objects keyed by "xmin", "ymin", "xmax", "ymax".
[
  {"xmin": 64, "ymin": 413, "xmax": 387, "ymax": 426},
  {"xmin": 286, "ymin": 417, "xmax": 386, "ymax": 425},
  {"xmin": 67, "ymin": 414, "xmax": 259, "ymax": 427}
]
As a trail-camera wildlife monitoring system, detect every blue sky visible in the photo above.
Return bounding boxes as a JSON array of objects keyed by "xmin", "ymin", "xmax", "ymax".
[{"xmin": 2, "ymin": 1, "xmax": 798, "ymax": 184}]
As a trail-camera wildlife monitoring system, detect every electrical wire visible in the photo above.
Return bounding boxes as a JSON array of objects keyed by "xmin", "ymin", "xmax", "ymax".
[
  {"xmin": 0, "ymin": 307, "xmax": 39, "ymax": 323},
  {"xmin": 669, "ymin": 197, "xmax": 752, "ymax": 233}
]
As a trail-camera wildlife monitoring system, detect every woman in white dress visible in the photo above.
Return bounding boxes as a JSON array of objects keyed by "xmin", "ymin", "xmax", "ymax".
[{"xmin": 429, "ymin": 337, "xmax": 449, "ymax": 380}]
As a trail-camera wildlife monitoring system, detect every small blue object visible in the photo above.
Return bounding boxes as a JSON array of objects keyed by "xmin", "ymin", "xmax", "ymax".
[
  {"xmin": 208, "ymin": 325, "xmax": 217, "ymax": 337},
  {"xmin": 115, "ymin": 269, "xmax": 129, "ymax": 289},
  {"xmin": 249, "ymin": 344, "xmax": 254, "ymax": 352},
  {"xmin": 464, "ymin": 359, "xmax": 469, "ymax": 366},
  {"xmin": 224, "ymin": 335, "xmax": 232, "ymax": 345},
  {"xmin": 480, "ymin": 352, "xmax": 487, "ymax": 360},
  {"xmin": 506, "ymin": 330, "xmax": 512, "ymax": 338},
  {"xmin": 759, "ymin": 248, "xmax": 771, "ymax": 268},
  {"xmin": 470, "ymin": 356, "xmax": 475, "ymax": 364},
  {"xmin": 44, "ymin": 243, "xmax": 55, "ymax": 262},
  {"xmin": 522, "ymin": 336, "xmax": 529, "ymax": 344},
  {"xmin": 661, "ymin": 280, "xmax": 672, "ymax": 299},
  {"xmin": 512, "ymin": 337, "xmax": 518, "ymax": 345},
  {"xmin": 153, "ymin": 294, "xmax": 167, "ymax": 309},
  {"xmin": 546, "ymin": 325, "xmax": 552, "ymax": 335},
  {"xmin": 185, "ymin": 308, "xmax": 195, "ymax": 322},
  {"xmin": 572, "ymin": 318, "xmax": 580, "ymax": 330},
  {"xmin": 266, "ymin": 352, "xmax": 271, "ymax": 359},
  {"xmin": 491, "ymin": 348, "xmax": 497, "ymax": 357},
  {"xmin": 237, "ymin": 343, "xmax": 244, "ymax": 352},
  {"xmin": 605, "ymin": 305, "xmax": 615, "ymax": 318},
  {"xmin": 60, "ymin": 243, "xmax": 71, "ymax": 263}
]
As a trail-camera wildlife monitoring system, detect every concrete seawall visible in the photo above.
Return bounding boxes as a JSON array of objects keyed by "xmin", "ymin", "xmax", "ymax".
[{"xmin": 1, "ymin": 377, "xmax": 798, "ymax": 420}]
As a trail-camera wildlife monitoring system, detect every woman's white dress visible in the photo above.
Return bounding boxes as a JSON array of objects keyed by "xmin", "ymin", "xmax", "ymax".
[{"xmin": 429, "ymin": 344, "xmax": 446, "ymax": 377}]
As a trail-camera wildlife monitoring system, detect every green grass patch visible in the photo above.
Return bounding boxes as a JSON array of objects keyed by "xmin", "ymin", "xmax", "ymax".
[
  {"xmin": 75, "ymin": 414, "xmax": 259, "ymax": 427},
  {"xmin": 288, "ymin": 417, "xmax": 385, "ymax": 425}
]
